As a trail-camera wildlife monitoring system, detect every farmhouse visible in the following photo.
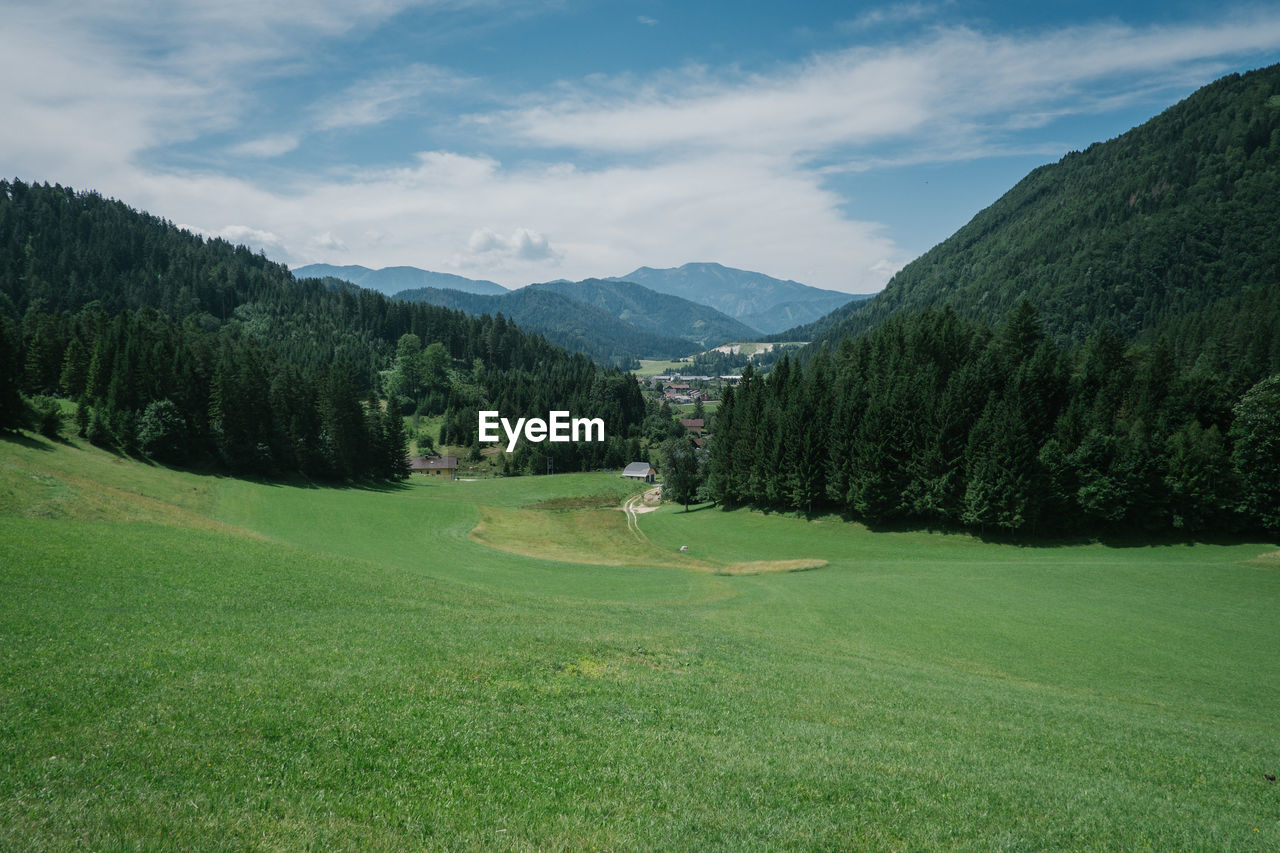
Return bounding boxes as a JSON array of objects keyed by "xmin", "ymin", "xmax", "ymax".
[
  {"xmin": 622, "ymin": 461, "xmax": 656, "ymax": 483},
  {"xmin": 408, "ymin": 455, "xmax": 458, "ymax": 479},
  {"xmin": 680, "ymin": 417, "xmax": 705, "ymax": 435}
]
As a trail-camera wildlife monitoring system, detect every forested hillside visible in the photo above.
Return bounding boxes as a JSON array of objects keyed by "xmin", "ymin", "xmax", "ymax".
[
  {"xmin": 0, "ymin": 180, "xmax": 646, "ymax": 477},
  {"xmin": 610, "ymin": 262, "xmax": 859, "ymax": 334},
  {"xmin": 709, "ymin": 65, "xmax": 1280, "ymax": 536},
  {"xmin": 526, "ymin": 279, "xmax": 760, "ymax": 349},
  {"xmin": 393, "ymin": 284, "xmax": 700, "ymax": 363},
  {"xmin": 804, "ymin": 63, "xmax": 1280, "ymax": 376}
]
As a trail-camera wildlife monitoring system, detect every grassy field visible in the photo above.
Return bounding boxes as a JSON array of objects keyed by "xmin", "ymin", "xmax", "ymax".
[
  {"xmin": 706, "ymin": 341, "xmax": 807, "ymax": 357},
  {"xmin": 635, "ymin": 357, "xmax": 695, "ymax": 377},
  {"xmin": 674, "ymin": 400, "xmax": 720, "ymax": 415},
  {"xmin": 2, "ymin": 432, "xmax": 1279, "ymax": 850}
]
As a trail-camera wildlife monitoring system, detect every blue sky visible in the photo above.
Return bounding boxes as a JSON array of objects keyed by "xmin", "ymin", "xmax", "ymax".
[{"xmin": 3, "ymin": 1, "xmax": 1279, "ymax": 293}]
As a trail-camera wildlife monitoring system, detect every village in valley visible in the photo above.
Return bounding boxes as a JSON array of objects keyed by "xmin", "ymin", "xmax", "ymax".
[{"xmin": 402, "ymin": 341, "xmax": 802, "ymax": 484}]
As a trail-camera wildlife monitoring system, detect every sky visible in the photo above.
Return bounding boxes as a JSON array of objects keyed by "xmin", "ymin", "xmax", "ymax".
[{"xmin": 3, "ymin": 2, "xmax": 1279, "ymax": 294}]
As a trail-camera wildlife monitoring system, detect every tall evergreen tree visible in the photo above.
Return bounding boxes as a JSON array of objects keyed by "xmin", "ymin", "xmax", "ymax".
[
  {"xmin": 0, "ymin": 317, "xmax": 24, "ymax": 431},
  {"xmin": 1230, "ymin": 374, "xmax": 1280, "ymax": 530},
  {"xmin": 658, "ymin": 435, "xmax": 703, "ymax": 511}
]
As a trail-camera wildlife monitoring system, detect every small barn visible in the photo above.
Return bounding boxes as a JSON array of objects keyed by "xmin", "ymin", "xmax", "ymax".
[
  {"xmin": 622, "ymin": 461, "xmax": 656, "ymax": 483},
  {"xmin": 408, "ymin": 455, "xmax": 458, "ymax": 480},
  {"xmin": 680, "ymin": 417, "xmax": 705, "ymax": 435}
]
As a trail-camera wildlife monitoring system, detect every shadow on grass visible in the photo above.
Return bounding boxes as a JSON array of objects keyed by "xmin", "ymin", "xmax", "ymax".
[
  {"xmin": 215, "ymin": 473, "xmax": 414, "ymax": 494},
  {"xmin": 706, "ymin": 498, "xmax": 1279, "ymax": 550},
  {"xmin": 0, "ymin": 431, "xmax": 56, "ymax": 452},
  {"xmin": 671, "ymin": 502, "xmax": 717, "ymax": 514},
  {"xmin": 2, "ymin": 429, "xmax": 413, "ymax": 493},
  {"xmin": 963, "ymin": 524, "xmax": 1277, "ymax": 550}
]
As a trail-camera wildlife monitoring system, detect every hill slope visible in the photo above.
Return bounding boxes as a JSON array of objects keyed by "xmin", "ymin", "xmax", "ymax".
[
  {"xmin": 293, "ymin": 263, "xmax": 509, "ymax": 296},
  {"xmin": 805, "ymin": 63, "xmax": 1280, "ymax": 364},
  {"xmin": 610, "ymin": 262, "xmax": 862, "ymax": 333},
  {"xmin": 4, "ymin": 435, "xmax": 1279, "ymax": 849},
  {"xmin": 392, "ymin": 285, "xmax": 700, "ymax": 362},
  {"xmin": 526, "ymin": 278, "xmax": 761, "ymax": 348}
]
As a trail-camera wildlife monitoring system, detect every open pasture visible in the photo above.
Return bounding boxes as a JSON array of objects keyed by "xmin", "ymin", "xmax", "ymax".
[{"xmin": 2, "ymin": 433, "xmax": 1278, "ymax": 849}]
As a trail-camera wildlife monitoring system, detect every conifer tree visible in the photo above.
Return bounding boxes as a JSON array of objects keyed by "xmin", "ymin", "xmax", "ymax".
[
  {"xmin": 1230, "ymin": 374, "xmax": 1280, "ymax": 530},
  {"xmin": 658, "ymin": 435, "xmax": 703, "ymax": 511},
  {"xmin": 962, "ymin": 397, "xmax": 1037, "ymax": 532},
  {"xmin": 0, "ymin": 317, "xmax": 24, "ymax": 432},
  {"xmin": 59, "ymin": 337, "xmax": 89, "ymax": 397},
  {"xmin": 1164, "ymin": 422, "xmax": 1237, "ymax": 531},
  {"xmin": 382, "ymin": 406, "xmax": 411, "ymax": 481}
]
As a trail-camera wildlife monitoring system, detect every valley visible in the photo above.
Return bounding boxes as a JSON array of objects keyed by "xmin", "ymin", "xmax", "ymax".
[{"xmin": 2, "ymin": 43, "xmax": 1279, "ymax": 851}]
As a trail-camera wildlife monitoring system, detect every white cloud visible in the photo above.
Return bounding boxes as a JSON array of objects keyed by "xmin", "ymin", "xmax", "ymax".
[
  {"xmin": 499, "ymin": 13, "xmax": 1280, "ymax": 167},
  {"xmin": 311, "ymin": 231, "xmax": 350, "ymax": 252},
  {"xmin": 840, "ymin": 2, "xmax": 944, "ymax": 33},
  {"xmin": 218, "ymin": 225, "xmax": 292, "ymax": 257},
  {"xmin": 175, "ymin": 220, "xmax": 294, "ymax": 260},
  {"xmin": 230, "ymin": 134, "xmax": 302, "ymax": 158},
  {"xmin": 313, "ymin": 63, "xmax": 473, "ymax": 131},
  {"xmin": 0, "ymin": 15, "xmax": 214, "ymax": 183},
  {"xmin": 637, "ymin": 16, "xmax": 658, "ymax": 27},
  {"xmin": 147, "ymin": 148, "xmax": 901, "ymax": 292},
  {"xmin": 0, "ymin": 1, "xmax": 494, "ymax": 178},
  {"xmin": 467, "ymin": 228, "xmax": 503, "ymax": 254},
  {"xmin": 220, "ymin": 224, "xmax": 285, "ymax": 247},
  {"xmin": 5, "ymin": 3, "xmax": 1280, "ymax": 297},
  {"xmin": 468, "ymin": 227, "xmax": 558, "ymax": 261}
]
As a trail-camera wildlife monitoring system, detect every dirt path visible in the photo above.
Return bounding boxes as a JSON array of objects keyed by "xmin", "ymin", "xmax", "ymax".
[{"xmin": 622, "ymin": 487, "xmax": 661, "ymax": 539}]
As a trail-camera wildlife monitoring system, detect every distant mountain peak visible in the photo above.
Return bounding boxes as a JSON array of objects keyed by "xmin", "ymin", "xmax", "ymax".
[
  {"xmin": 607, "ymin": 263, "xmax": 862, "ymax": 334},
  {"xmin": 292, "ymin": 263, "xmax": 508, "ymax": 297},
  {"xmin": 294, "ymin": 260, "xmax": 870, "ymax": 337}
]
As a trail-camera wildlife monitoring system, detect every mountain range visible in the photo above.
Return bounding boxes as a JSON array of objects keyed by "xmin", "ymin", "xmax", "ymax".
[
  {"xmin": 390, "ymin": 284, "xmax": 701, "ymax": 363},
  {"xmin": 292, "ymin": 264, "xmax": 509, "ymax": 296},
  {"xmin": 607, "ymin": 262, "xmax": 868, "ymax": 334},
  {"xmin": 294, "ymin": 260, "xmax": 870, "ymax": 359},
  {"xmin": 524, "ymin": 279, "xmax": 760, "ymax": 348}
]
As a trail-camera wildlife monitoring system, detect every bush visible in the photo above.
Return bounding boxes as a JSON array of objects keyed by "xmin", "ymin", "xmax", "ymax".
[
  {"xmin": 137, "ymin": 399, "xmax": 189, "ymax": 463},
  {"xmin": 86, "ymin": 408, "xmax": 112, "ymax": 448},
  {"xmin": 28, "ymin": 395, "xmax": 62, "ymax": 438}
]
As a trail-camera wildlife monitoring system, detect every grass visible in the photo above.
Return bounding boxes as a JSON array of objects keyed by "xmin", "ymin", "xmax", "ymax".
[
  {"xmin": 470, "ymin": 494, "xmax": 825, "ymax": 574},
  {"xmin": 674, "ymin": 400, "xmax": 719, "ymax": 414},
  {"xmin": 3, "ymin": 431, "xmax": 1279, "ymax": 850},
  {"xmin": 635, "ymin": 357, "xmax": 695, "ymax": 377}
]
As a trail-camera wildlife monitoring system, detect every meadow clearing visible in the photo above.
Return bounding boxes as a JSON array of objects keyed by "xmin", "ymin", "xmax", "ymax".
[{"xmin": 1, "ymin": 432, "xmax": 1278, "ymax": 850}]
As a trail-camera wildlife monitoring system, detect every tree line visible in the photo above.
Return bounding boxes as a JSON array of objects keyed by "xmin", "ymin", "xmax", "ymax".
[{"xmin": 705, "ymin": 303, "xmax": 1280, "ymax": 535}]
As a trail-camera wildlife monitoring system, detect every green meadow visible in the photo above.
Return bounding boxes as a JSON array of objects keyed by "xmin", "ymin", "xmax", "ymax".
[
  {"xmin": 635, "ymin": 357, "xmax": 695, "ymax": 377},
  {"xmin": 2, "ymin": 433, "xmax": 1278, "ymax": 850}
]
